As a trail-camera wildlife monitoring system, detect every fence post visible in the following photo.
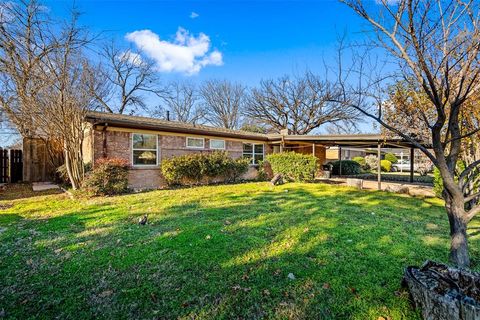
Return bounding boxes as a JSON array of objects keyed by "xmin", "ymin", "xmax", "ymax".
[{"xmin": 0, "ymin": 148, "xmax": 8, "ymax": 183}]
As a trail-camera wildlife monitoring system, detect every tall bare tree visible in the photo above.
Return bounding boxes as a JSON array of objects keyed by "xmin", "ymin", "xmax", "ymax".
[
  {"xmin": 247, "ymin": 71, "xmax": 360, "ymax": 135},
  {"xmin": 37, "ymin": 56, "xmax": 96, "ymax": 189},
  {"xmin": 339, "ymin": 0, "xmax": 480, "ymax": 267},
  {"xmin": 152, "ymin": 81, "xmax": 205, "ymax": 123},
  {"xmin": 381, "ymin": 80, "xmax": 433, "ymax": 141},
  {"xmin": 91, "ymin": 42, "xmax": 164, "ymax": 114},
  {"xmin": 0, "ymin": 0, "xmax": 58, "ymax": 136},
  {"xmin": 0, "ymin": 1, "xmax": 101, "ymax": 189},
  {"xmin": 200, "ymin": 79, "xmax": 245, "ymax": 129}
]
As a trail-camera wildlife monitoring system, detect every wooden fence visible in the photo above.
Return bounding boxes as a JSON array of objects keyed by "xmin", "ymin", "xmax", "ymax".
[{"xmin": 0, "ymin": 148, "xmax": 23, "ymax": 183}]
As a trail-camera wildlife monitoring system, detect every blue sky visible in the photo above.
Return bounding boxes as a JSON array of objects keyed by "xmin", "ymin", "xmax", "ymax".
[
  {"xmin": 1, "ymin": 0, "xmax": 381, "ymax": 146},
  {"xmin": 45, "ymin": 0, "xmax": 371, "ymax": 85}
]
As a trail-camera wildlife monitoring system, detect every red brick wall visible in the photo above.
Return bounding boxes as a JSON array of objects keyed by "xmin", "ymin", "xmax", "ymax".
[
  {"xmin": 92, "ymin": 130, "xmax": 131, "ymax": 162},
  {"xmin": 91, "ymin": 128, "xmax": 263, "ymax": 189}
]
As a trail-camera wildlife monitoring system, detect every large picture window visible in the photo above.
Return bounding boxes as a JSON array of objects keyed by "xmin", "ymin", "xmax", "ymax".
[
  {"xmin": 243, "ymin": 143, "xmax": 264, "ymax": 164},
  {"xmin": 132, "ymin": 133, "xmax": 158, "ymax": 166}
]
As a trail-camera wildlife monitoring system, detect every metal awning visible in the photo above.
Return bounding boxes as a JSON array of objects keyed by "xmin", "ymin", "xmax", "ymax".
[
  {"xmin": 271, "ymin": 134, "xmax": 430, "ymax": 149},
  {"xmin": 269, "ymin": 133, "xmax": 430, "ymax": 189}
]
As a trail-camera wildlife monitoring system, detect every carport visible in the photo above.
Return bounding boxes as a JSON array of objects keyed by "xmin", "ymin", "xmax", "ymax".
[{"xmin": 268, "ymin": 134, "xmax": 431, "ymax": 190}]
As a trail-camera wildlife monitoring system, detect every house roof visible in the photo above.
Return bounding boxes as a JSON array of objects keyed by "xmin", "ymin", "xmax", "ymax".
[
  {"xmin": 85, "ymin": 111, "xmax": 270, "ymax": 141},
  {"xmin": 85, "ymin": 112, "xmax": 429, "ymax": 148}
]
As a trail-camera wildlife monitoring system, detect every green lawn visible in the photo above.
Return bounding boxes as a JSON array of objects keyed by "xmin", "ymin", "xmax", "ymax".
[{"xmin": 1, "ymin": 182, "xmax": 479, "ymax": 319}]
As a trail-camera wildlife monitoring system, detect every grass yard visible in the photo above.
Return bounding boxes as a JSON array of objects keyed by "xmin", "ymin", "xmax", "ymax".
[{"xmin": 1, "ymin": 182, "xmax": 479, "ymax": 319}]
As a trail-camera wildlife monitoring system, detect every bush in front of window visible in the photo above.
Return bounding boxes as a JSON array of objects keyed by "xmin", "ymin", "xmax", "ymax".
[
  {"xmin": 330, "ymin": 160, "xmax": 362, "ymax": 175},
  {"xmin": 161, "ymin": 151, "xmax": 249, "ymax": 186},
  {"xmin": 265, "ymin": 152, "xmax": 317, "ymax": 182},
  {"xmin": 352, "ymin": 156, "xmax": 367, "ymax": 170},
  {"xmin": 82, "ymin": 158, "xmax": 130, "ymax": 196}
]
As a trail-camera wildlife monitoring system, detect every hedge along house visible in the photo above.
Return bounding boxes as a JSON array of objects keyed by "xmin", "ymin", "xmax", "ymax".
[{"xmin": 83, "ymin": 111, "xmax": 426, "ymax": 190}]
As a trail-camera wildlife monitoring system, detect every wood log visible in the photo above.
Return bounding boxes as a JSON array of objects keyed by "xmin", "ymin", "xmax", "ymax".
[
  {"xmin": 385, "ymin": 185, "xmax": 409, "ymax": 194},
  {"xmin": 270, "ymin": 173, "xmax": 283, "ymax": 186},
  {"xmin": 346, "ymin": 178, "xmax": 363, "ymax": 189}
]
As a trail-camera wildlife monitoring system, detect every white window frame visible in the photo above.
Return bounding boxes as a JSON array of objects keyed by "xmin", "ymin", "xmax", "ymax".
[
  {"xmin": 243, "ymin": 143, "xmax": 265, "ymax": 165},
  {"xmin": 209, "ymin": 139, "xmax": 226, "ymax": 150},
  {"xmin": 131, "ymin": 133, "xmax": 159, "ymax": 167},
  {"xmin": 186, "ymin": 137, "xmax": 205, "ymax": 149}
]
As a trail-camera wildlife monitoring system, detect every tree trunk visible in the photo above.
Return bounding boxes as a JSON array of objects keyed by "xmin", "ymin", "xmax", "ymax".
[
  {"xmin": 445, "ymin": 195, "xmax": 470, "ymax": 267},
  {"xmin": 64, "ymin": 143, "xmax": 83, "ymax": 190}
]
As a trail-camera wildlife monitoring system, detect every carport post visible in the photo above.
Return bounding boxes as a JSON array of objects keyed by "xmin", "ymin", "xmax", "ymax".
[
  {"xmin": 377, "ymin": 143, "xmax": 381, "ymax": 190},
  {"xmin": 338, "ymin": 147, "xmax": 342, "ymax": 176},
  {"xmin": 410, "ymin": 147, "xmax": 414, "ymax": 183}
]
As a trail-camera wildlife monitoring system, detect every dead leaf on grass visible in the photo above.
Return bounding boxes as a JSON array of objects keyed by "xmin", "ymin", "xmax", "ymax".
[
  {"xmin": 99, "ymin": 290, "xmax": 113, "ymax": 298},
  {"xmin": 150, "ymin": 293, "xmax": 157, "ymax": 303}
]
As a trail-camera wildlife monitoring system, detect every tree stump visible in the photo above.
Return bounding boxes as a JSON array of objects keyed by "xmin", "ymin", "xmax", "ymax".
[
  {"xmin": 403, "ymin": 260, "xmax": 480, "ymax": 320},
  {"xmin": 270, "ymin": 173, "xmax": 284, "ymax": 186}
]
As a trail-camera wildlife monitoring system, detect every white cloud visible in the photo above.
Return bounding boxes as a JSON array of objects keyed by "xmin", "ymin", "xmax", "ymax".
[
  {"xmin": 125, "ymin": 27, "xmax": 223, "ymax": 75},
  {"xmin": 190, "ymin": 12, "xmax": 199, "ymax": 19}
]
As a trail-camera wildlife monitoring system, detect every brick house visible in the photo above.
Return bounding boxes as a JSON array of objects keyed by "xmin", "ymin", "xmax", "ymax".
[
  {"xmin": 84, "ymin": 112, "xmax": 281, "ymax": 189},
  {"xmin": 83, "ymin": 111, "xmax": 420, "ymax": 189}
]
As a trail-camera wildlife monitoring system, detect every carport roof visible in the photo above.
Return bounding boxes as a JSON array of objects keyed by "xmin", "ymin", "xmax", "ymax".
[{"xmin": 273, "ymin": 134, "xmax": 430, "ymax": 149}]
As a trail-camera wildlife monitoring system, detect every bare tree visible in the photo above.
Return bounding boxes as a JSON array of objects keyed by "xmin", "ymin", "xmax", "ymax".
[
  {"xmin": 0, "ymin": 1, "xmax": 101, "ymax": 189},
  {"xmin": 339, "ymin": 0, "xmax": 480, "ymax": 267},
  {"xmin": 91, "ymin": 42, "xmax": 164, "ymax": 114},
  {"xmin": 239, "ymin": 120, "xmax": 268, "ymax": 134},
  {"xmin": 152, "ymin": 81, "xmax": 205, "ymax": 123},
  {"xmin": 381, "ymin": 80, "xmax": 433, "ymax": 141},
  {"xmin": 37, "ymin": 57, "xmax": 95, "ymax": 189},
  {"xmin": 0, "ymin": 0, "xmax": 58, "ymax": 136},
  {"xmin": 325, "ymin": 121, "xmax": 360, "ymax": 135},
  {"xmin": 33, "ymin": 12, "xmax": 99, "ymax": 189},
  {"xmin": 200, "ymin": 79, "xmax": 245, "ymax": 129},
  {"xmin": 247, "ymin": 71, "xmax": 360, "ymax": 135}
]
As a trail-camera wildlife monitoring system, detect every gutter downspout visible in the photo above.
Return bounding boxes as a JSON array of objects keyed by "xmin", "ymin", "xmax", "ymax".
[{"xmin": 102, "ymin": 123, "xmax": 108, "ymax": 158}]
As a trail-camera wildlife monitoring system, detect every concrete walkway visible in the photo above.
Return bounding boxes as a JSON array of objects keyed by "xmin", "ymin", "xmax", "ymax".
[
  {"xmin": 32, "ymin": 182, "xmax": 60, "ymax": 192},
  {"xmin": 319, "ymin": 178, "xmax": 436, "ymax": 198}
]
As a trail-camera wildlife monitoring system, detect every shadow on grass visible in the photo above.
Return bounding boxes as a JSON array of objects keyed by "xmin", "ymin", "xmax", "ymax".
[
  {"xmin": 0, "ymin": 183, "xmax": 63, "ymax": 201},
  {"xmin": 0, "ymin": 182, "xmax": 466, "ymax": 319}
]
